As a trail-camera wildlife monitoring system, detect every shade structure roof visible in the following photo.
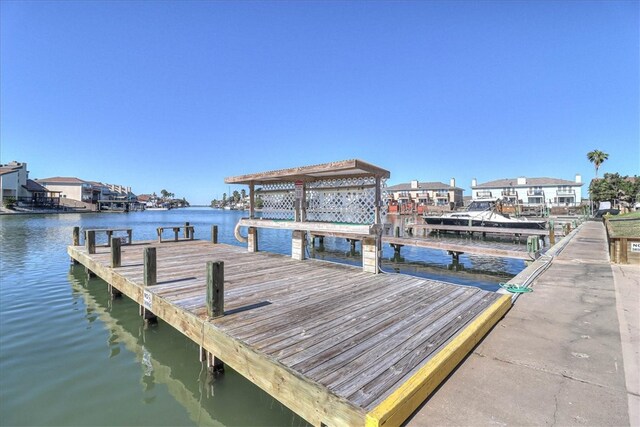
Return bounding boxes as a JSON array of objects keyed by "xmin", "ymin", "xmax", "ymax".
[{"xmin": 224, "ymin": 159, "xmax": 390, "ymax": 185}]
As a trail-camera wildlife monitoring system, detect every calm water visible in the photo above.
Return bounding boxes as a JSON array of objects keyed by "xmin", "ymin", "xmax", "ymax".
[{"xmin": 0, "ymin": 208, "xmax": 524, "ymax": 426}]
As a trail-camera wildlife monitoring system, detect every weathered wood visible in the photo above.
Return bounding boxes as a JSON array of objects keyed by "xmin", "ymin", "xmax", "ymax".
[
  {"xmin": 72, "ymin": 226, "xmax": 80, "ymax": 246},
  {"xmin": 211, "ymin": 225, "xmax": 218, "ymax": 244},
  {"xmin": 184, "ymin": 222, "xmax": 190, "ymax": 238},
  {"xmin": 224, "ymin": 159, "xmax": 390, "ymax": 185},
  {"xmin": 248, "ymin": 227, "xmax": 258, "ymax": 252},
  {"xmin": 206, "ymin": 261, "xmax": 224, "ymax": 318},
  {"xmin": 292, "ymin": 230, "xmax": 306, "ymax": 260},
  {"xmin": 144, "ymin": 247, "xmax": 157, "ymax": 287},
  {"xmin": 411, "ymin": 223, "xmax": 548, "ymax": 237},
  {"xmin": 620, "ymin": 238, "xmax": 628, "ymax": 264},
  {"xmin": 67, "ymin": 238, "xmax": 507, "ymax": 427},
  {"xmin": 110, "ymin": 237, "xmax": 121, "ymax": 268},
  {"xmin": 238, "ymin": 217, "xmax": 375, "ymax": 236},
  {"xmin": 85, "ymin": 230, "xmax": 96, "ymax": 254}
]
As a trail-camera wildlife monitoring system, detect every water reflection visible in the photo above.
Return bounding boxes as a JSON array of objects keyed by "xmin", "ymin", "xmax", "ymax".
[{"xmin": 67, "ymin": 265, "xmax": 309, "ymax": 427}]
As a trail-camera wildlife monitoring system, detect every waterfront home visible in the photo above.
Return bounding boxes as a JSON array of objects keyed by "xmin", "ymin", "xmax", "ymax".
[
  {"xmin": 386, "ymin": 178, "xmax": 464, "ymax": 214},
  {"xmin": 0, "ymin": 161, "xmax": 29, "ymax": 204},
  {"xmin": 471, "ymin": 175, "xmax": 583, "ymax": 207},
  {"xmin": 36, "ymin": 176, "xmax": 96, "ymax": 205},
  {"xmin": 1, "ymin": 161, "xmax": 62, "ymax": 209}
]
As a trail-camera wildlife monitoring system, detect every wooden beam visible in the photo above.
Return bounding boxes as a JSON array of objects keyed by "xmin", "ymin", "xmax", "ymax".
[{"xmin": 110, "ymin": 237, "xmax": 121, "ymax": 268}]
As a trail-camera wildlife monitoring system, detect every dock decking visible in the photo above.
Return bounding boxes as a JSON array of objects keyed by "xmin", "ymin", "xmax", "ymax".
[{"xmin": 68, "ymin": 238, "xmax": 511, "ymax": 426}]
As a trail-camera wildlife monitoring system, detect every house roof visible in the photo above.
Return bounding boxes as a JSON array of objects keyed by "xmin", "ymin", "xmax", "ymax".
[
  {"xmin": 0, "ymin": 167, "xmax": 19, "ymax": 176},
  {"xmin": 473, "ymin": 177, "xmax": 583, "ymax": 189},
  {"xmin": 36, "ymin": 176, "xmax": 87, "ymax": 185},
  {"xmin": 225, "ymin": 159, "xmax": 390, "ymax": 185},
  {"xmin": 22, "ymin": 179, "xmax": 49, "ymax": 193},
  {"xmin": 386, "ymin": 181, "xmax": 463, "ymax": 191}
]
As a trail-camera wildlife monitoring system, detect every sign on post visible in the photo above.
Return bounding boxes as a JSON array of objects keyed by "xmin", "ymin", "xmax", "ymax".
[
  {"xmin": 143, "ymin": 290, "xmax": 153, "ymax": 311},
  {"xmin": 631, "ymin": 242, "xmax": 640, "ymax": 253},
  {"xmin": 295, "ymin": 181, "xmax": 304, "ymax": 200}
]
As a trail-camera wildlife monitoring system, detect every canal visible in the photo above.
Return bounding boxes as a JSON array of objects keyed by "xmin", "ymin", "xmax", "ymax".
[{"xmin": 0, "ymin": 208, "xmax": 524, "ymax": 426}]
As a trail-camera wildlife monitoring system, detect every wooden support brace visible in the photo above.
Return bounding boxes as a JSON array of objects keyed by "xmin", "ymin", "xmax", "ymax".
[
  {"xmin": 199, "ymin": 346, "xmax": 225, "ymax": 374},
  {"xmin": 108, "ymin": 283, "xmax": 122, "ymax": 299}
]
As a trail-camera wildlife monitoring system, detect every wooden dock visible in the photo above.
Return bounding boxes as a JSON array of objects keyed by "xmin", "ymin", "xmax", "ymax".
[
  {"xmin": 309, "ymin": 231, "xmax": 538, "ymax": 261},
  {"xmin": 68, "ymin": 238, "xmax": 511, "ymax": 426}
]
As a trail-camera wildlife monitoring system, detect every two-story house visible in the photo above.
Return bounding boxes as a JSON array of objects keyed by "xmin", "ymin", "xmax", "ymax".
[
  {"xmin": 471, "ymin": 175, "xmax": 583, "ymax": 207},
  {"xmin": 386, "ymin": 179, "xmax": 464, "ymax": 213}
]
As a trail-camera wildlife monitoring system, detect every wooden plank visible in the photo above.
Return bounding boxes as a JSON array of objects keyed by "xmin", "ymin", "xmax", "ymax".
[
  {"xmin": 384, "ymin": 236, "xmax": 534, "ymax": 260},
  {"xmin": 365, "ymin": 294, "xmax": 512, "ymax": 427},
  {"xmin": 409, "ymin": 223, "xmax": 548, "ymax": 236},
  {"xmin": 238, "ymin": 217, "xmax": 376, "ymax": 236}
]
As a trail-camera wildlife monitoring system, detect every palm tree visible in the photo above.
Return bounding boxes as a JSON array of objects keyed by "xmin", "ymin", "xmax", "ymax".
[{"xmin": 587, "ymin": 150, "xmax": 609, "ymax": 177}]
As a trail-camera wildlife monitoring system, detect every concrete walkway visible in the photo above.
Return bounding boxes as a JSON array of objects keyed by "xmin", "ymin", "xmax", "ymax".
[{"xmin": 409, "ymin": 221, "xmax": 638, "ymax": 426}]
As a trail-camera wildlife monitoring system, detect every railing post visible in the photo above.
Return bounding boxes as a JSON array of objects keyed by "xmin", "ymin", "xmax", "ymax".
[
  {"xmin": 184, "ymin": 222, "xmax": 190, "ymax": 238},
  {"xmin": 206, "ymin": 261, "xmax": 224, "ymax": 318},
  {"xmin": 111, "ymin": 237, "xmax": 121, "ymax": 268},
  {"xmin": 85, "ymin": 230, "xmax": 96, "ymax": 254},
  {"xmin": 211, "ymin": 225, "xmax": 218, "ymax": 244}
]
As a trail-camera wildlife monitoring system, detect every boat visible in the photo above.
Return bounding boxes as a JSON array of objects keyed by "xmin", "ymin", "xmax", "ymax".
[{"xmin": 423, "ymin": 199, "xmax": 546, "ymax": 230}]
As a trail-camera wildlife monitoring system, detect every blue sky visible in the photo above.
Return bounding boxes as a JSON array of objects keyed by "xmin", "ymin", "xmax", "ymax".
[{"xmin": 1, "ymin": 0, "xmax": 638, "ymax": 204}]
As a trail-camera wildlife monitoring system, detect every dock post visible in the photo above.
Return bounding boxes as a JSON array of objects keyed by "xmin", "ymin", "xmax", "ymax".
[
  {"xmin": 108, "ymin": 239, "xmax": 123, "ymax": 297},
  {"xmin": 141, "ymin": 247, "xmax": 157, "ymax": 322},
  {"xmin": 394, "ymin": 226, "xmax": 400, "ymax": 238},
  {"xmin": 206, "ymin": 261, "xmax": 224, "ymax": 318},
  {"xmin": 200, "ymin": 346, "xmax": 224, "ymax": 374},
  {"xmin": 85, "ymin": 230, "xmax": 96, "ymax": 255},
  {"xmin": 248, "ymin": 227, "xmax": 258, "ymax": 252},
  {"xmin": 348, "ymin": 238, "xmax": 357, "ymax": 253},
  {"xmin": 110, "ymin": 237, "xmax": 121, "ymax": 268},
  {"xmin": 292, "ymin": 230, "xmax": 306, "ymax": 260},
  {"xmin": 362, "ymin": 237, "xmax": 379, "ymax": 274},
  {"xmin": 211, "ymin": 225, "xmax": 218, "ymax": 244},
  {"xmin": 184, "ymin": 222, "xmax": 190, "ymax": 238},
  {"xmin": 71, "ymin": 227, "xmax": 80, "ymax": 264},
  {"xmin": 72, "ymin": 226, "xmax": 80, "ymax": 246}
]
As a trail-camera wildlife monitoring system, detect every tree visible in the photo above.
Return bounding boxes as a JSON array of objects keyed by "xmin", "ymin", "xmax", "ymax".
[
  {"xmin": 160, "ymin": 189, "xmax": 170, "ymax": 200},
  {"xmin": 222, "ymin": 193, "xmax": 227, "ymax": 205},
  {"xmin": 590, "ymin": 173, "xmax": 640, "ymax": 206},
  {"xmin": 241, "ymin": 189, "xmax": 246, "ymax": 200},
  {"xmin": 232, "ymin": 190, "xmax": 240, "ymax": 203},
  {"xmin": 587, "ymin": 150, "xmax": 609, "ymax": 178}
]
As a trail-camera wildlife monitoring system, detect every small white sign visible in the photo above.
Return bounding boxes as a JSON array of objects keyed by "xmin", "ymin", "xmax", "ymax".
[
  {"xmin": 631, "ymin": 242, "xmax": 640, "ymax": 253},
  {"xmin": 295, "ymin": 181, "xmax": 304, "ymax": 200},
  {"xmin": 143, "ymin": 290, "xmax": 153, "ymax": 311}
]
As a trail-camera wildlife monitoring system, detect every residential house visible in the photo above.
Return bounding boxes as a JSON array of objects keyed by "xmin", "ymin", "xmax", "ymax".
[
  {"xmin": 0, "ymin": 161, "xmax": 29, "ymax": 203},
  {"xmin": 386, "ymin": 179, "xmax": 464, "ymax": 214},
  {"xmin": 471, "ymin": 175, "xmax": 583, "ymax": 207},
  {"xmin": 36, "ymin": 177, "xmax": 95, "ymax": 203}
]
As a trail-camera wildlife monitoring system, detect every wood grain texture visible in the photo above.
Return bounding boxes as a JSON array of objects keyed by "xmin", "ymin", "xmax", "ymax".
[{"xmin": 68, "ymin": 238, "xmax": 505, "ymax": 427}]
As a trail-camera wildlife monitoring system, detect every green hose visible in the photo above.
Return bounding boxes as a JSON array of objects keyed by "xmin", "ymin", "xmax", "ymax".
[{"xmin": 499, "ymin": 283, "xmax": 533, "ymax": 293}]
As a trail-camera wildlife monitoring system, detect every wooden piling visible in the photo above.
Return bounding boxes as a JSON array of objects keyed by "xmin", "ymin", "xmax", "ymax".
[
  {"xmin": 292, "ymin": 230, "xmax": 306, "ymax": 260},
  {"xmin": 549, "ymin": 227, "xmax": 555, "ymax": 245},
  {"xmin": 144, "ymin": 247, "xmax": 157, "ymax": 287},
  {"xmin": 184, "ymin": 222, "xmax": 190, "ymax": 238},
  {"xmin": 206, "ymin": 261, "xmax": 224, "ymax": 318},
  {"xmin": 141, "ymin": 247, "xmax": 157, "ymax": 322},
  {"xmin": 248, "ymin": 227, "xmax": 258, "ymax": 252},
  {"xmin": 72, "ymin": 226, "xmax": 80, "ymax": 246},
  {"xmin": 394, "ymin": 226, "xmax": 400, "ymax": 238},
  {"xmin": 211, "ymin": 225, "xmax": 218, "ymax": 244},
  {"xmin": 620, "ymin": 238, "xmax": 628, "ymax": 264},
  {"xmin": 111, "ymin": 237, "xmax": 121, "ymax": 268},
  {"xmin": 85, "ymin": 230, "xmax": 96, "ymax": 255}
]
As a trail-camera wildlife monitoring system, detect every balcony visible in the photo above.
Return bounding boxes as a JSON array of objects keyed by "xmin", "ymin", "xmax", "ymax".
[
  {"xmin": 527, "ymin": 189, "xmax": 544, "ymax": 196},
  {"xmin": 476, "ymin": 191, "xmax": 492, "ymax": 199},
  {"xmin": 501, "ymin": 190, "xmax": 518, "ymax": 197},
  {"xmin": 556, "ymin": 189, "xmax": 575, "ymax": 195}
]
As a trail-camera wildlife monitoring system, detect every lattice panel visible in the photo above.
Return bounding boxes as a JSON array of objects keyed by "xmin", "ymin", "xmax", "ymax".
[
  {"xmin": 259, "ymin": 178, "xmax": 387, "ymax": 223},
  {"xmin": 306, "ymin": 177, "xmax": 387, "ymax": 224},
  {"xmin": 259, "ymin": 182, "xmax": 295, "ymax": 220}
]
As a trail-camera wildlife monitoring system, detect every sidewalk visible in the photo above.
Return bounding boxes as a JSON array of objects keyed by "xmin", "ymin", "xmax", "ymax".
[{"xmin": 409, "ymin": 221, "xmax": 637, "ymax": 426}]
